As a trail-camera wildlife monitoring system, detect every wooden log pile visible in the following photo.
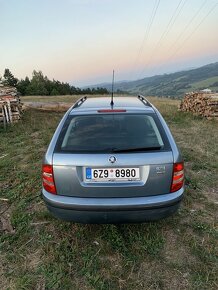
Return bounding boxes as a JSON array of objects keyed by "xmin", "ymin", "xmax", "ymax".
[
  {"xmin": 179, "ymin": 91, "xmax": 218, "ymax": 119},
  {"xmin": 0, "ymin": 86, "xmax": 22, "ymax": 125}
]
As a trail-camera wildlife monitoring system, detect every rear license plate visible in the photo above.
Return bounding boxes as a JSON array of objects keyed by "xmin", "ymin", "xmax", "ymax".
[{"xmin": 85, "ymin": 167, "xmax": 140, "ymax": 181}]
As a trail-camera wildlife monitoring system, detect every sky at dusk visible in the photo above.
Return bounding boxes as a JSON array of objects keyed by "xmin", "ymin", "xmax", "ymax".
[{"xmin": 0, "ymin": 0, "xmax": 218, "ymax": 86}]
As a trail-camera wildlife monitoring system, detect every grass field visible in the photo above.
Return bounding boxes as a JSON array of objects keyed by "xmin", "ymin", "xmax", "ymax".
[
  {"xmin": 0, "ymin": 96, "xmax": 217, "ymax": 289},
  {"xmin": 21, "ymin": 94, "xmax": 116, "ymax": 103},
  {"xmin": 189, "ymin": 76, "xmax": 218, "ymax": 91}
]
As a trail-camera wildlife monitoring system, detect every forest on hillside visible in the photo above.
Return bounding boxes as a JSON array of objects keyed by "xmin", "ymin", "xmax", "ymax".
[
  {"xmin": 0, "ymin": 69, "xmax": 109, "ymax": 96},
  {"xmin": 93, "ymin": 62, "xmax": 218, "ymax": 98}
]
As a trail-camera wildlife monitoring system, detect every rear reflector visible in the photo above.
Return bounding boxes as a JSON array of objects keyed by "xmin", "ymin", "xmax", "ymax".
[
  {"xmin": 170, "ymin": 162, "xmax": 184, "ymax": 193},
  {"xmin": 98, "ymin": 109, "xmax": 126, "ymax": 113},
  {"xmin": 42, "ymin": 164, "xmax": 57, "ymax": 194}
]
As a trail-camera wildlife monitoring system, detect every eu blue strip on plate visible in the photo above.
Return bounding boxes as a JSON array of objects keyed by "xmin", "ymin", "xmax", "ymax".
[{"xmin": 86, "ymin": 168, "xmax": 92, "ymax": 179}]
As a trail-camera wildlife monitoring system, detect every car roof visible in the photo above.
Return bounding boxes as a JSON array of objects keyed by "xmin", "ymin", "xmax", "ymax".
[{"xmin": 69, "ymin": 96, "xmax": 155, "ymax": 115}]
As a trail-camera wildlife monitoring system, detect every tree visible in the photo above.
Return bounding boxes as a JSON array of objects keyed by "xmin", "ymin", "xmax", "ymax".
[
  {"xmin": 17, "ymin": 77, "xmax": 30, "ymax": 95},
  {"xmin": 1, "ymin": 68, "xmax": 109, "ymax": 96},
  {"xmin": 3, "ymin": 68, "xmax": 18, "ymax": 87},
  {"xmin": 50, "ymin": 88, "xmax": 60, "ymax": 95},
  {"xmin": 25, "ymin": 70, "xmax": 48, "ymax": 95}
]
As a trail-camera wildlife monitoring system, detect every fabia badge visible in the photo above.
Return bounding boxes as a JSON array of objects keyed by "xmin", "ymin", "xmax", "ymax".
[{"xmin": 109, "ymin": 156, "xmax": 117, "ymax": 164}]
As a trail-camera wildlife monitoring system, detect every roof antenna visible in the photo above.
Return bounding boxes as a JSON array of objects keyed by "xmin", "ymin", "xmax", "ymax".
[{"xmin": 111, "ymin": 70, "xmax": 115, "ymax": 107}]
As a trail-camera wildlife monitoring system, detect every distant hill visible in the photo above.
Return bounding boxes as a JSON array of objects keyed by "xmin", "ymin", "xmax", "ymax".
[{"xmin": 89, "ymin": 62, "xmax": 218, "ymax": 98}]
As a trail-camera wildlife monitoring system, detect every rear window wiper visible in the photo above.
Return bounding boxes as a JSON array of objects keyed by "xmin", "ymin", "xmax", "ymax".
[{"xmin": 111, "ymin": 146, "xmax": 162, "ymax": 153}]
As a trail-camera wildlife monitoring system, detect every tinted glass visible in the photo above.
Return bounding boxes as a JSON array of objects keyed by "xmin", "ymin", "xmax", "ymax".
[{"xmin": 55, "ymin": 114, "xmax": 170, "ymax": 153}]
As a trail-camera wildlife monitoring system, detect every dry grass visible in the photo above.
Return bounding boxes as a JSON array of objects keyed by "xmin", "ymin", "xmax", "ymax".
[
  {"xmin": 21, "ymin": 94, "xmax": 120, "ymax": 103},
  {"xmin": 0, "ymin": 95, "xmax": 217, "ymax": 290}
]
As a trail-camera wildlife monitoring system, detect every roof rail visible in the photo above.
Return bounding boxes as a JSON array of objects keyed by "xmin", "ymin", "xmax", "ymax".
[
  {"xmin": 138, "ymin": 95, "xmax": 152, "ymax": 107},
  {"xmin": 72, "ymin": 96, "xmax": 87, "ymax": 109}
]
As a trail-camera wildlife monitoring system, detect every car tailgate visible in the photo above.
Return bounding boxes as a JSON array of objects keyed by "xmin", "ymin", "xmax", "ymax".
[{"xmin": 52, "ymin": 152, "xmax": 174, "ymax": 198}]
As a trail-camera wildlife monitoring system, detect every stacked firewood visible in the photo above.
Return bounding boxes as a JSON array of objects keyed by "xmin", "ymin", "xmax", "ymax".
[
  {"xmin": 179, "ymin": 91, "xmax": 218, "ymax": 119},
  {"xmin": 0, "ymin": 86, "xmax": 22, "ymax": 125}
]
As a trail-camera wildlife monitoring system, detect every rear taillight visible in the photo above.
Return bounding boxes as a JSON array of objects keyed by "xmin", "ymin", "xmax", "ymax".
[
  {"xmin": 170, "ymin": 162, "xmax": 184, "ymax": 193},
  {"xmin": 42, "ymin": 164, "xmax": 57, "ymax": 194}
]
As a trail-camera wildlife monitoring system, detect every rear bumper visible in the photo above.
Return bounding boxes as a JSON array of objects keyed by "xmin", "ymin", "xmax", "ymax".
[{"xmin": 42, "ymin": 187, "xmax": 184, "ymax": 223}]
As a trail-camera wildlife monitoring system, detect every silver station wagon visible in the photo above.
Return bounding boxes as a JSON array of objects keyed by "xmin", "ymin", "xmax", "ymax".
[{"xmin": 42, "ymin": 96, "xmax": 184, "ymax": 223}]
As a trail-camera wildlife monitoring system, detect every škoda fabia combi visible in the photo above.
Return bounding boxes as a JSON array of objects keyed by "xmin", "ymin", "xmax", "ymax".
[{"xmin": 42, "ymin": 96, "xmax": 184, "ymax": 223}]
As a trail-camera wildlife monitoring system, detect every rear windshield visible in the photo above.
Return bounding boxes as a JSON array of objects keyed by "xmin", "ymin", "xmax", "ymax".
[{"xmin": 55, "ymin": 113, "xmax": 171, "ymax": 153}]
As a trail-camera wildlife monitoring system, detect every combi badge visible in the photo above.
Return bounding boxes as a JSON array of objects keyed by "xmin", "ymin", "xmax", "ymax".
[{"xmin": 156, "ymin": 165, "xmax": 166, "ymax": 174}]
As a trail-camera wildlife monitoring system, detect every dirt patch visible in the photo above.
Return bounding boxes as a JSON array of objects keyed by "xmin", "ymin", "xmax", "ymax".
[
  {"xmin": 0, "ymin": 181, "xmax": 11, "ymax": 192},
  {"xmin": 131, "ymin": 260, "xmax": 190, "ymax": 289},
  {"xmin": 26, "ymin": 201, "xmax": 45, "ymax": 215},
  {"xmin": 0, "ymin": 256, "xmax": 12, "ymax": 290},
  {"xmin": 30, "ymin": 131, "xmax": 43, "ymax": 146},
  {"xmin": 99, "ymin": 253, "xmax": 123, "ymax": 273},
  {"xmin": 0, "ymin": 215, "xmax": 15, "ymax": 234},
  {"xmin": 35, "ymin": 276, "xmax": 46, "ymax": 290},
  {"xmin": 0, "ymin": 204, "xmax": 16, "ymax": 286},
  {"xmin": 0, "ymin": 203, "xmax": 15, "ymax": 234},
  {"xmin": 26, "ymin": 250, "xmax": 42, "ymax": 271},
  {"xmin": 204, "ymin": 188, "xmax": 218, "ymax": 205},
  {"xmin": 163, "ymin": 229, "xmax": 197, "ymax": 266}
]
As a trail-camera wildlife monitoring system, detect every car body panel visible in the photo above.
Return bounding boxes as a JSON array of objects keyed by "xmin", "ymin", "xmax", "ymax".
[
  {"xmin": 43, "ymin": 187, "xmax": 184, "ymax": 210},
  {"xmin": 53, "ymin": 152, "xmax": 174, "ymax": 198},
  {"xmin": 43, "ymin": 187, "xmax": 184, "ymax": 223},
  {"xmin": 42, "ymin": 96, "xmax": 184, "ymax": 223},
  {"xmin": 46, "ymin": 203, "xmax": 181, "ymax": 223}
]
